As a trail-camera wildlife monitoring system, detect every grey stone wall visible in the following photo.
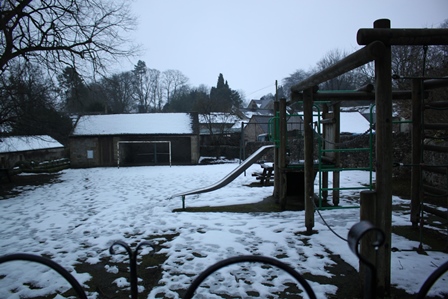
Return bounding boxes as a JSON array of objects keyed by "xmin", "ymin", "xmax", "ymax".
[{"xmin": 69, "ymin": 137, "xmax": 99, "ymax": 168}]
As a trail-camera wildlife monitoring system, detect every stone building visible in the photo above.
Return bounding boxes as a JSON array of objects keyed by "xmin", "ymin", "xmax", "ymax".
[{"xmin": 69, "ymin": 113, "xmax": 199, "ymax": 167}]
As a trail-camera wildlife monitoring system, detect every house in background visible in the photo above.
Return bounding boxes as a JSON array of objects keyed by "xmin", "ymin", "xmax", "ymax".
[
  {"xmin": 0, "ymin": 135, "xmax": 65, "ymax": 169},
  {"xmin": 245, "ymin": 98, "xmax": 274, "ymax": 113},
  {"xmin": 198, "ymin": 112, "xmax": 242, "ymax": 145},
  {"xmin": 243, "ymin": 115, "xmax": 304, "ymax": 142},
  {"xmin": 70, "ymin": 113, "xmax": 199, "ymax": 168}
]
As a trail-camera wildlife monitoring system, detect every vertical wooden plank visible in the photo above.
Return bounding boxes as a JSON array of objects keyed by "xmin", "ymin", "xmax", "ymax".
[
  {"xmin": 373, "ymin": 18, "xmax": 392, "ymax": 296},
  {"xmin": 303, "ymin": 88, "xmax": 315, "ymax": 233},
  {"xmin": 322, "ymin": 104, "xmax": 329, "ymax": 202},
  {"xmin": 333, "ymin": 102, "xmax": 341, "ymax": 206},
  {"xmin": 411, "ymin": 78, "xmax": 423, "ymax": 228},
  {"xmin": 279, "ymin": 98, "xmax": 287, "ymax": 209},
  {"xmin": 360, "ymin": 190, "xmax": 377, "ymax": 294},
  {"xmin": 273, "ymin": 100, "xmax": 280, "ymax": 202}
]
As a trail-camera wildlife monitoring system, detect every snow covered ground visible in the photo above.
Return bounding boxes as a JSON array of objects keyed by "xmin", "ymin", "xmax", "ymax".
[{"xmin": 0, "ymin": 163, "xmax": 447, "ymax": 298}]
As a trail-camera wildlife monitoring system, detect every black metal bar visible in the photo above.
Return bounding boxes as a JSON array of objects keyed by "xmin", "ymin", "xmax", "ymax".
[
  {"xmin": 109, "ymin": 240, "xmax": 153, "ymax": 299},
  {"xmin": 424, "ymin": 77, "xmax": 448, "ymax": 90},
  {"xmin": 424, "ymin": 123, "xmax": 448, "ymax": 130},
  {"xmin": 347, "ymin": 221, "xmax": 385, "ymax": 299},
  {"xmin": 416, "ymin": 261, "xmax": 448, "ymax": 299},
  {"xmin": 182, "ymin": 255, "xmax": 317, "ymax": 299},
  {"xmin": 423, "ymin": 144, "xmax": 448, "ymax": 153},
  {"xmin": 422, "ymin": 165, "xmax": 448, "ymax": 175},
  {"xmin": 0, "ymin": 253, "xmax": 88, "ymax": 299},
  {"xmin": 425, "ymin": 101, "xmax": 448, "ymax": 109}
]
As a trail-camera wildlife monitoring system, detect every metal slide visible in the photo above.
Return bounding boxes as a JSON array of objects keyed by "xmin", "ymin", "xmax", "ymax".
[{"xmin": 171, "ymin": 145, "xmax": 274, "ymax": 198}]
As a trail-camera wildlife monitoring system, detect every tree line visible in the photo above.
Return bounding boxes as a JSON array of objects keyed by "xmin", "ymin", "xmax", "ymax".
[
  {"xmin": 60, "ymin": 61, "xmax": 190, "ymax": 115},
  {"xmin": 1, "ymin": 1, "xmax": 446, "ymax": 145}
]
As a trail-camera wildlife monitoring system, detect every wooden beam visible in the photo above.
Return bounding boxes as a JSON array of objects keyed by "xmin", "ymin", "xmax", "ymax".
[
  {"xmin": 293, "ymin": 90, "xmax": 415, "ymax": 101},
  {"xmin": 357, "ymin": 27, "xmax": 448, "ymax": 46},
  {"xmin": 290, "ymin": 41, "xmax": 385, "ymax": 94}
]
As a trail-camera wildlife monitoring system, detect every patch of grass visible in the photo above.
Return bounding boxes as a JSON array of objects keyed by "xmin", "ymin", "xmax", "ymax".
[{"xmin": 60, "ymin": 233, "xmax": 178, "ymax": 299}]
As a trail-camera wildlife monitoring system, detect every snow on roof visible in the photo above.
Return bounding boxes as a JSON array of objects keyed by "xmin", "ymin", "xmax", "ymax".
[
  {"xmin": 198, "ymin": 112, "xmax": 241, "ymax": 124},
  {"xmin": 240, "ymin": 109, "xmax": 273, "ymax": 119},
  {"xmin": 0, "ymin": 135, "xmax": 63, "ymax": 154},
  {"xmin": 340, "ymin": 111, "xmax": 371, "ymax": 133},
  {"xmin": 314, "ymin": 111, "xmax": 371, "ymax": 134},
  {"xmin": 72, "ymin": 113, "xmax": 194, "ymax": 136}
]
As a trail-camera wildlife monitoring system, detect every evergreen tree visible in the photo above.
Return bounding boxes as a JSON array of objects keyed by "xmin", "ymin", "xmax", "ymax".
[
  {"xmin": 58, "ymin": 67, "xmax": 89, "ymax": 113},
  {"xmin": 209, "ymin": 73, "xmax": 242, "ymax": 112}
]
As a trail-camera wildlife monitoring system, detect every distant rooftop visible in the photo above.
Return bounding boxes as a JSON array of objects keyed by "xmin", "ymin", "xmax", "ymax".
[
  {"xmin": 72, "ymin": 113, "xmax": 194, "ymax": 136},
  {"xmin": 0, "ymin": 135, "xmax": 63, "ymax": 153}
]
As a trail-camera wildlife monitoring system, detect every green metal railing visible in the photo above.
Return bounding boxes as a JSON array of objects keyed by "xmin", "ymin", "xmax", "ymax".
[{"xmin": 270, "ymin": 102, "xmax": 376, "ymax": 210}]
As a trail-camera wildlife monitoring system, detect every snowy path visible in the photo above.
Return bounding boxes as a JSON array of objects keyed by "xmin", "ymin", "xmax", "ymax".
[{"xmin": 0, "ymin": 164, "xmax": 446, "ymax": 298}]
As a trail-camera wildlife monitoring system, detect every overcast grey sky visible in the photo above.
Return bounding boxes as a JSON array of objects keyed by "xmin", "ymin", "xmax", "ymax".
[{"xmin": 123, "ymin": 0, "xmax": 448, "ymax": 100}]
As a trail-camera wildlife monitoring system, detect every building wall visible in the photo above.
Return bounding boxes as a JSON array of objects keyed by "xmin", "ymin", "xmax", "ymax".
[
  {"xmin": 70, "ymin": 134, "xmax": 200, "ymax": 168},
  {"xmin": 190, "ymin": 135, "xmax": 200, "ymax": 164},
  {"xmin": 69, "ymin": 137, "xmax": 100, "ymax": 168},
  {"xmin": 0, "ymin": 148, "xmax": 65, "ymax": 169}
]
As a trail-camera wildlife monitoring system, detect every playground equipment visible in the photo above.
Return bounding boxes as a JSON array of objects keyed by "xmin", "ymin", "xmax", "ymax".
[
  {"xmin": 172, "ymin": 19, "xmax": 447, "ymax": 296},
  {"xmin": 269, "ymin": 99, "xmax": 376, "ymax": 210},
  {"xmin": 286, "ymin": 19, "xmax": 448, "ymax": 296},
  {"xmin": 171, "ymin": 145, "xmax": 274, "ymax": 208}
]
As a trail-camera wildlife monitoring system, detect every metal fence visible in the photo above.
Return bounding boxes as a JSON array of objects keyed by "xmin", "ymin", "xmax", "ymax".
[{"xmin": 0, "ymin": 221, "xmax": 446, "ymax": 299}]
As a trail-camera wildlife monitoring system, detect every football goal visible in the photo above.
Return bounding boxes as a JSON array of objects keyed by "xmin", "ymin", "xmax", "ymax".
[{"xmin": 117, "ymin": 141, "xmax": 171, "ymax": 168}]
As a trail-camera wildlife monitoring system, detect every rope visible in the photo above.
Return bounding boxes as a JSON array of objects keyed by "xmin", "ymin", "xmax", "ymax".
[{"xmin": 313, "ymin": 200, "xmax": 348, "ymax": 242}]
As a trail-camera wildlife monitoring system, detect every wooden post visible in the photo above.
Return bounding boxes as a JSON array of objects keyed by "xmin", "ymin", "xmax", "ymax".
[
  {"xmin": 411, "ymin": 78, "xmax": 423, "ymax": 228},
  {"xmin": 333, "ymin": 102, "xmax": 341, "ymax": 206},
  {"xmin": 373, "ymin": 18, "xmax": 392, "ymax": 296},
  {"xmin": 360, "ymin": 190, "xmax": 377, "ymax": 294},
  {"xmin": 279, "ymin": 98, "xmax": 287, "ymax": 209},
  {"xmin": 273, "ymin": 100, "xmax": 280, "ymax": 202},
  {"xmin": 303, "ymin": 88, "xmax": 315, "ymax": 233},
  {"xmin": 322, "ymin": 104, "xmax": 329, "ymax": 202}
]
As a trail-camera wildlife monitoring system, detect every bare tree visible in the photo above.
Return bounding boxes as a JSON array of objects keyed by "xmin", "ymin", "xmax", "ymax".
[
  {"xmin": 162, "ymin": 69, "xmax": 189, "ymax": 104},
  {"xmin": 0, "ymin": 0, "xmax": 138, "ymax": 75},
  {"xmin": 283, "ymin": 69, "xmax": 310, "ymax": 97},
  {"xmin": 103, "ymin": 71, "xmax": 135, "ymax": 113},
  {"xmin": 148, "ymin": 68, "xmax": 163, "ymax": 111},
  {"xmin": 314, "ymin": 49, "xmax": 360, "ymax": 90}
]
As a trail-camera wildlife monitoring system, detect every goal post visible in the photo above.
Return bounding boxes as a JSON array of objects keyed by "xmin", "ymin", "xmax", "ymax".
[{"xmin": 117, "ymin": 141, "xmax": 171, "ymax": 168}]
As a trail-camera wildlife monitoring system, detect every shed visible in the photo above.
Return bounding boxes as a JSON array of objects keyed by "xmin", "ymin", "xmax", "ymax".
[
  {"xmin": 0, "ymin": 135, "xmax": 65, "ymax": 169},
  {"xmin": 69, "ymin": 113, "xmax": 199, "ymax": 167}
]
